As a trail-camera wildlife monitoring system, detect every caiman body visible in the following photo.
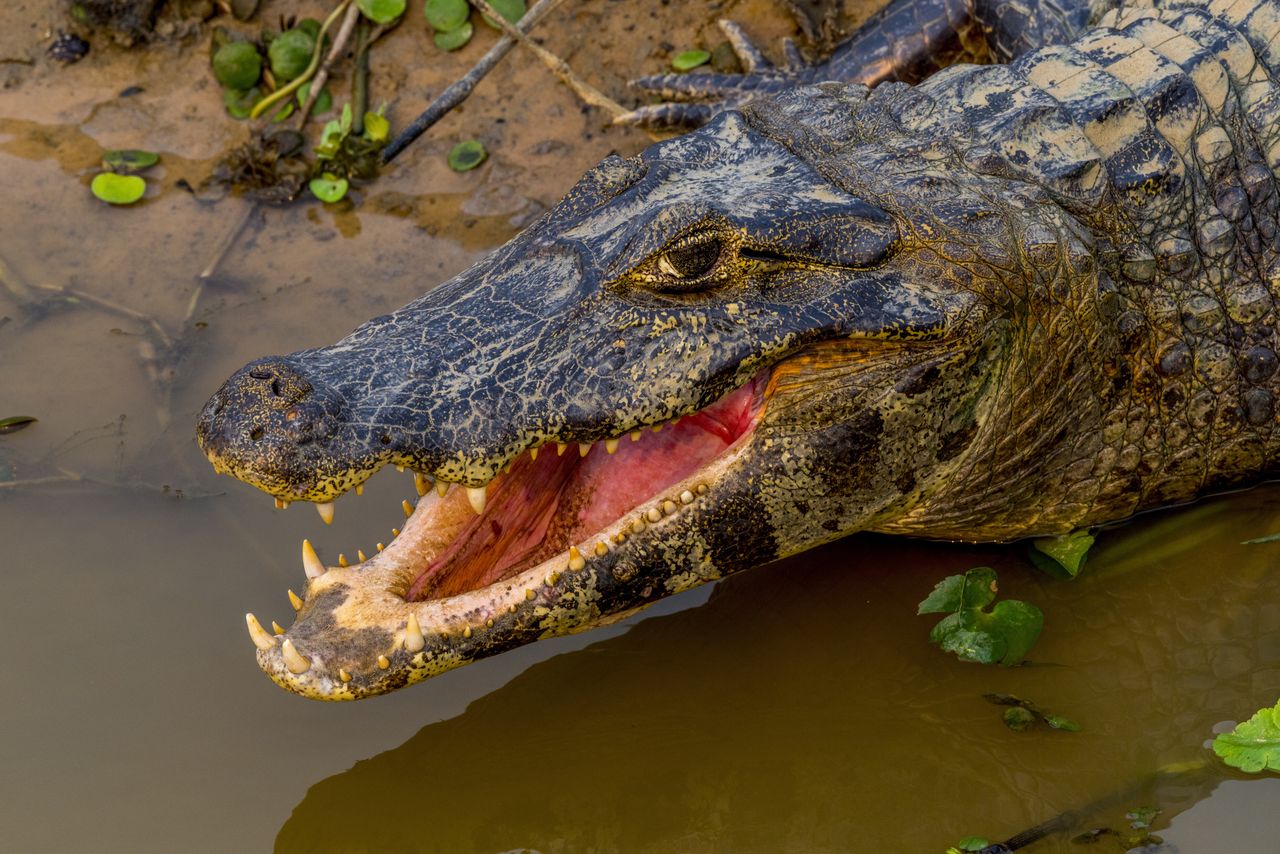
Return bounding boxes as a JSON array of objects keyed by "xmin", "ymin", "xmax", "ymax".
[{"xmin": 199, "ymin": 0, "xmax": 1280, "ymax": 699}]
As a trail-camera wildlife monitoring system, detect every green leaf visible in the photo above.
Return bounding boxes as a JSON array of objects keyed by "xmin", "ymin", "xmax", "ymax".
[
  {"xmin": 316, "ymin": 118, "xmax": 345, "ymax": 158},
  {"xmin": 223, "ymin": 86, "xmax": 263, "ymax": 119},
  {"xmin": 1213, "ymin": 698, "xmax": 1280, "ymax": 773},
  {"xmin": 1029, "ymin": 529, "xmax": 1095, "ymax": 579},
  {"xmin": 917, "ymin": 567, "xmax": 998, "ymax": 614},
  {"xmin": 953, "ymin": 838, "xmax": 990, "ymax": 852},
  {"xmin": 480, "ymin": 0, "xmax": 525, "ymax": 29},
  {"xmin": 433, "ymin": 19, "xmax": 473, "ymax": 50},
  {"xmin": 103, "ymin": 149, "xmax": 159, "ymax": 173},
  {"xmin": 358, "ymin": 0, "xmax": 406, "ymax": 24},
  {"xmin": 297, "ymin": 82, "xmax": 333, "ymax": 113},
  {"xmin": 268, "ymin": 27, "xmax": 315, "ymax": 83},
  {"xmin": 447, "ymin": 139, "xmax": 487, "ymax": 171},
  {"xmin": 212, "ymin": 40, "xmax": 262, "ymax": 89},
  {"xmin": 271, "ymin": 101, "xmax": 295, "ymax": 123},
  {"xmin": 1045, "ymin": 714, "xmax": 1081, "ymax": 732},
  {"xmin": 309, "ymin": 173, "xmax": 349, "ymax": 203},
  {"xmin": 424, "ymin": 0, "xmax": 469, "ymax": 30},
  {"xmin": 91, "ymin": 172, "xmax": 146, "ymax": 205},
  {"xmin": 671, "ymin": 49, "xmax": 711, "ymax": 72},
  {"xmin": 341, "ymin": 102, "xmax": 353, "ymax": 134},
  {"xmin": 363, "ymin": 111, "xmax": 390, "ymax": 142},
  {"xmin": 1002, "ymin": 707, "xmax": 1035, "ymax": 732},
  {"xmin": 0, "ymin": 415, "xmax": 37, "ymax": 435}
]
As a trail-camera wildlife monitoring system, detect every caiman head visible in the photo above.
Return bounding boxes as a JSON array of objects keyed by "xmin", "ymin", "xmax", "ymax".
[{"xmin": 198, "ymin": 83, "xmax": 1107, "ymax": 699}]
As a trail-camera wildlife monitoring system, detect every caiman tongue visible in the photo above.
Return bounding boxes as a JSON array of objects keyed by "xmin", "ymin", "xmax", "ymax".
[{"xmin": 406, "ymin": 376, "xmax": 763, "ymax": 601}]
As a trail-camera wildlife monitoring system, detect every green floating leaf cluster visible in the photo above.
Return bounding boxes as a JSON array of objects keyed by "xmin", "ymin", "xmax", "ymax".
[
  {"xmin": 983, "ymin": 693, "xmax": 1081, "ymax": 733},
  {"xmin": 91, "ymin": 149, "xmax": 161, "ymax": 206},
  {"xmin": 310, "ymin": 103, "xmax": 392, "ymax": 201},
  {"xmin": 1028, "ymin": 528, "xmax": 1095, "ymax": 579},
  {"xmin": 448, "ymin": 139, "xmax": 487, "ymax": 171},
  {"xmin": 672, "ymin": 49, "xmax": 711, "ymax": 72},
  {"xmin": 359, "ymin": 0, "xmax": 407, "ymax": 25},
  {"xmin": 1213, "ymin": 698, "xmax": 1280, "ymax": 773},
  {"xmin": 945, "ymin": 837, "xmax": 991, "ymax": 854},
  {"xmin": 918, "ymin": 567, "xmax": 1043, "ymax": 666},
  {"xmin": 211, "ymin": 24, "xmax": 331, "ymax": 121},
  {"xmin": 427, "ymin": 0, "xmax": 524, "ymax": 52}
]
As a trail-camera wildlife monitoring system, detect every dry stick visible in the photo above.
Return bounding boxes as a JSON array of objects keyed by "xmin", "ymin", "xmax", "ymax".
[
  {"xmin": 469, "ymin": 0, "xmax": 627, "ymax": 119},
  {"xmin": 30, "ymin": 282, "xmax": 174, "ymax": 351},
  {"xmin": 0, "ymin": 253, "xmax": 37, "ymax": 308},
  {"xmin": 298, "ymin": 0, "xmax": 362, "ymax": 127},
  {"xmin": 382, "ymin": 0, "xmax": 565, "ymax": 163}
]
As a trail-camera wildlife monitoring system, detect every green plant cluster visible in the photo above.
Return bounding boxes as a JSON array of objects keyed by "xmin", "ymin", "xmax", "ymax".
[
  {"xmin": 310, "ymin": 103, "xmax": 392, "ymax": 202},
  {"xmin": 424, "ymin": 0, "xmax": 526, "ymax": 52},
  {"xmin": 211, "ymin": 20, "xmax": 332, "ymax": 122}
]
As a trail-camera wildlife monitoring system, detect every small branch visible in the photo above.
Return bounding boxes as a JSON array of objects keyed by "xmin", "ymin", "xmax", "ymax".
[
  {"xmin": 351, "ymin": 18, "xmax": 370, "ymax": 135},
  {"xmin": 30, "ymin": 282, "xmax": 174, "ymax": 351},
  {"xmin": 298, "ymin": 0, "xmax": 362, "ymax": 127},
  {"xmin": 469, "ymin": 0, "xmax": 626, "ymax": 118},
  {"xmin": 382, "ymin": 0, "xmax": 565, "ymax": 163},
  {"xmin": 0, "ymin": 253, "xmax": 37, "ymax": 308}
]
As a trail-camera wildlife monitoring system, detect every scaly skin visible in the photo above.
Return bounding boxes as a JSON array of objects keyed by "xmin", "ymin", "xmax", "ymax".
[{"xmin": 199, "ymin": 0, "xmax": 1280, "ymax": 699}]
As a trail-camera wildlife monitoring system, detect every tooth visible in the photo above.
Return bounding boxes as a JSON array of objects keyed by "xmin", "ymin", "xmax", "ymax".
[
  {"xmin": 630, "ymin": 518, "xmax": 647, "ymax": 534},
  {"xmin": 486, "ymin": 619, "xmax": 494, "ymax": 627},
  {"xmin": 377, "ymin": 655, "xmax": 390, "ymax": 669},
  {"xmin": 579, "ymin": 442, "xmax": 592, "ymax": 457},
  {"xmin": 594, "ymin": 541, "xmax": 609, "ymax": 557},
  {"xmin": 646, "ymin": 507, "xmax": 662, "ymax": 523},
  {"xmin": 630, "ymin": 430, "xmax": 642, "ymax": 442},
  {"xmin": 525, "ymin": 588, "xmax": 535, "ymax": 600},
  {"xmin": 272, "ymin": 621, "xmax": 285, "ymax": 635},
  {"xmin": 463, "ymin": 626, "xmax": 473, "ymax": 638},
  {"xmin": 696, "ymin": 484, "xmax": 709, "ymax": 494},
  {"xmin": 613, "ymin": 532, "xmax": 626, "ymax": 544},
  {"xmin": 651, "ymin": 423, "xmax": 663, "ymax": 432},
  {"xmin": 466, "ymin": 485, "xmax": 487, "ymax": 514},
  {"xmin": 404, "ymin": 613, "xmax": 425, "ymax": 652},
  {"xmin": 288, "ymin": 589, "xmax": 304, "ymax": 610},
  {"xmin": 436, "ymin": 480, "xmax": 449, "ymax": 498},
  {"xmin": 545, "ymin": 572, "xmax": 561, "ymax": 586},
  {"xmin": 356, "ymin": 485, "xmax": 364, "ymax": 496},
  {"xmin": 316, "ymin": 502, "xmax": 334, "ymax": 525},
  {"xmin": 556, "ymin": 443, "xmax": 567, "ymax": 456},
  {"xmin": 245, "ymin": 613, "xmax": 277, "ymax": 651},
  {"xmin": 567, "ymin": 546, "xmax": 585, "ymax": 571},
  {"xmin": 530, "ymin": 447, "xmax": 539, "ymax": 461},
  {"xmin": 376, "ymin": 542, "xmax": 384, "ymax": 552},
  {"xmin": 395, "ymin": 465, "xmax": 405, "ymax": 473},
  {"xmin": 301, "ymin": 539, "xmax": 325, "ymax": 579},
  {"xmin": 391, "ymin": 528, "xmax": 400, "ymax": 537},
  {"xmin": 680, "ymin": 490, "xmax": 696, "ymax": 504},
  {"xmin": 274, "ymin": 498, "xmax": 289, "ymax": 510},
  {"xmin": 402, "ymin": 499, "xmax": 414, "ymax": 519},
  {"xmin": 338, "ymin": 668, "xmax": 352, "ymax": 683},
  {"xmin": 281, "ymin": 639, "xmax": 310, "ymax": 674},
  {"xmin": 662, "ymin": 499, "xmax": 678, "ymax": 515},
  {"xmin": 338, "ymin": 554, "xmax": 349, "ymax": 567},
  {"xmin": 357, "ymin": 549, "xmax": 368, "ymax": 562},
  {"xmin": 414, "ymin": 472, "xmax": 430, "ymax": 496},
  {"xmin": 605, "ymin": 438, "xmax": 619, "ymax": 454}
]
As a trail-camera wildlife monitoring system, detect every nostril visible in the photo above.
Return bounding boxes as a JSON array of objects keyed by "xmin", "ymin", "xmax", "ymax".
[
  {"xmin": 249, "ymin": 370, "xmax": 272, "ymax": 381},
  {"xmin": 380, "ymin": 434, "xmax": 392, "ymax": 445},
  {"xmin": 270, "ymin": 379, "xmax": 282, "ymax": 396},
  {"xmin": 249, "ymin": 427, "xmax": 265, "ymax": 441}
]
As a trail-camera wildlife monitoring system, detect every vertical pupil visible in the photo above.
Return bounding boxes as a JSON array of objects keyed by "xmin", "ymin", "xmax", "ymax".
[{"xmin": 666, "ymin": 241, "xmax": 721, "ymax": 277}]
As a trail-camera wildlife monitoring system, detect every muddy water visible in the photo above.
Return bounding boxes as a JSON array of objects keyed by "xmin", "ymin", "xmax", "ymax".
[{"xmin": 1, "ymin": 2, "xmax": 1279, "ymax": 852}]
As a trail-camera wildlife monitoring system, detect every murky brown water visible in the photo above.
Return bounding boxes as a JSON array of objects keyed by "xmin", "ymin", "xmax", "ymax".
[{"xmin": 2, "ymin": 3, "xmax": 1279, "ymax": 852}]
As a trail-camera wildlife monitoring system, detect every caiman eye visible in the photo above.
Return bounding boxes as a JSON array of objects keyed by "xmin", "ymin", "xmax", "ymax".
[
  {"xmin": 658, "ymin": 239, "xmax": 722, "ymax": 279},
  {"xmin": 644, "ymin": 235, "xmax": 733, "ymax": 294}
]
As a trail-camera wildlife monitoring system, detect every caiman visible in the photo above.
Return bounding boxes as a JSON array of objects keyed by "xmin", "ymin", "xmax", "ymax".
[{"xmin": 198, "ymin": 0, "xmax": 1280, "ymax": 700}]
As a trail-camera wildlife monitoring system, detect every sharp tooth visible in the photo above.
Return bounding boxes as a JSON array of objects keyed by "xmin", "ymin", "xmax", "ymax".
[
  {"xmin": 651, "ymin": 423, "xmax": 663, "ymax": 432},
  {"xmin": 338, "ymin": 553, "xmax": 349, "ymax": 567},
  {"xmin": 377, "ymin": 655, "xmax": 390, "ymax": 669},
  {"xmin": 245, "ymin": 613, "xmax": 277, "ymax": 651},
  {"xmin": 578, "ymin": 442, "xmax": 592, "ymax": 457},
  {"xmin": 556, "ymin": 442, "xmax": 567, "ymax": 456},
  {"xmin": 605, "ymin": 438, "xmax": 619, "ymax": 454},
  {"xmin": 271, "ymin": 621, "xmax": 285, "ymax": 635},
  {"xmin": 630, "ymin": 430, "xmax": 642, "ymax": 442},
  {"xmin": 316, "ymin": 502, "xmax": 335, "ymax": 525},
  {"xmin": 530, "ymin": 447, "xmax": 539, "ymax": 461},
  {"xmin": 594, "ymin": 541, "xmax": 609, "ymax": 557},
  {"xmin": 288, "ymin": 589, "xmax": 304, "ymax": 610},
  {"xmin": 338, "ymin": 668, "xmax": 352, "ymax": 683},
  {"xmin": 357, "ymin": 549, "xmax": 368, "ymax": 562},
  {"xmin": 436, "ymin": 480, "xmax": 449, "ymax": 498},
  {"xmin": 463, "ymin": 626, "xmax": 473, "ymax": 638},
  {"xmin": 281, "ymin": 639, "xmax": 310, "ymax": 674},
  {"xmin": 414, "ymin": 472, "xmax": 430, "ymax": 496},
  {"xmin": 568, "ymin": 546, "xmax": 586, "ymax": 571},
  {"xmin": 466, "ymin": 485, "xmax": 487, "ymax": 514},
  {"xmin": 402, "ymin": 499, "xmax": 414, "ymax": 519},
  {"xmin": 301, "ymin": 539, "xmax": 325, "ymax": 579},
  {"xmin": 404, "ymin": 613, "xmax": 425, "ymax": 652},
  {"xmin": 274, "ymin": 498, "xmax": 289, "ymax": 510},
  {"xmin": 391, "ymin": 527, "xmax": 400, "ymax": 537},
  {"xmin": 395, "ymin": 465, "xmax": 405, "ymax": 473},
  {"xmin": 355, "ymin": 484, "xmax": 363, "ymax": 496},
  {"xmin": 680, "ymin": 490, "xmax": 696, "ymax": 504},
  {"xmin": 376, "ymin": 542, "xmax": 384, "ymax": 552}
]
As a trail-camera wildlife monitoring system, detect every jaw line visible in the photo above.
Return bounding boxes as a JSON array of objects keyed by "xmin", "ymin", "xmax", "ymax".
[{"xmin": 255, "ymin": 386, "xmax": 767, "ymax": 700}]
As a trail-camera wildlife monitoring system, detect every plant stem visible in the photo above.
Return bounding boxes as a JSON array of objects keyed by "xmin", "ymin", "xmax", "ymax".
[
  {"xmin": 351, "ymin": 18, "xmax": 370, "ymax": 136},
  {"xmin": 250, "ymin": 0, "xmax": 352, "ymax": 120}
]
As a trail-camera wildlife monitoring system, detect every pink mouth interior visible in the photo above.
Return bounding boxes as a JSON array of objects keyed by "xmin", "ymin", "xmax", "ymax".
[{"xmin": 407, "ymin": 376, "xmax": 764, "ymax": 601}]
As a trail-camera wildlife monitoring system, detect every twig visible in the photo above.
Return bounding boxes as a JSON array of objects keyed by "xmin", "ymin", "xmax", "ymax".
[
  {"xmin": 382, "ymin": 0, "xmax": 565, "ymax": 163},
  {"xmin": 198, "ymin": 200, "xmax": 258, "ymax": 283},
  {"xmin": 298, "ymin": 0, "xmax": 362, "ymax": 126},
  {"xmin": 30, "ymin": 282, "xmax": 174, "ymax": 351},
  {"xmin": 469, "ymin": 0, "xmax": 626, "ymax": 118},
  {"xmin": 251, "ymin": 0, "xmax": 352, "ymax": 120},
  {"xmin": 0, "ymin": 252, "xmax": 38, "ymax": 308}
]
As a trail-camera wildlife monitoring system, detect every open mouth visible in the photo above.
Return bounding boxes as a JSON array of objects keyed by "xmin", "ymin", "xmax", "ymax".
[{"xmin": 246, "ymin": 370, "xmax": 768, "ymax": 695}]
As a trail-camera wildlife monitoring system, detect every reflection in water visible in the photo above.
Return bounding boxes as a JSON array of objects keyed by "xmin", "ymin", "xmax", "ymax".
[{"xmin": 279, "ymin": 516, "xmax": 1280, "ymax": 853}]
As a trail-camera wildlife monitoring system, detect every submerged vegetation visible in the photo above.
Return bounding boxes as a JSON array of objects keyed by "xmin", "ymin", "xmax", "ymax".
[{"xmin": 917, "ymin": 567, "xmax": 1044, "ymax": 666}]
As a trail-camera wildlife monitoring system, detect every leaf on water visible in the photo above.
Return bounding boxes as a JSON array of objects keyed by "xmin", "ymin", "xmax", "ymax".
[
  {"xmin": 424, "ymin": 0, "xmax": 470, "ymax": 30},
  {"xmin": 91, "ymin": 172, "xmax": 146, "ymax": 205},
  {"xmin": 0, "ymin": 415, "xmax": 37, "ymax": 435},
  {"xmin": 309, "ymin": 173, "xmax": 349, "ymax": 203},
  {"xmin": 316, "ymin": 118, "xmax": 345, "ymax": 158},
  {"xmin": 268, "ymin": 27, "xmax": 316, "ymax": 83},
  {"xmin": 481, "ymin": 0, "xmax": 526, "ymax": 29},
  {"xmin": 1029, "ymin": 528, "xmax": 1095, "ymax": 579},
  {"xmin": 1002, "ymin": 707, "xmax": 1035, "ymax": 732},
  {"xmin": 363, "ymin": 111, "xmax": 390, "ymax": 143},
  {"xmin": 983, "ymin": 693, "xmax": 1082, "ymax": 733},
  {"xmin": 212, "ymin": 40, "xmax": 262, "ymax": 90},
  {"xmin": 224, "ymin": 86, "xmax": 263, "ymax": 119},
  {"xmin": 672, "ymin": 49, "xmax": 711, "ymax": 71},
  {"xmin": 358, "ymin": 0, "xmax": 407, "ymax": 24},
  {"xmin": 1126, "ymin": 806, "xmax": 1161, "ymax": 830},
  {"xmin": 1213, "ymin": 698, "xmax": 1280, "ymax": 773},
  {"xmin": 433, "ymin": 19, "xmax": 473, "ymax": 51},
  {"xmin": 1045, "ymin": 713, "xmax": 1081, "ymax": 732},
  {"xmin": 948, "ymin": 837, "xmax": 991, "ymax": 853},
  {"xmin": 103, "ymin": 149, "xmax": 159, "ymax": 173},
  {"xmin": 448, "ymin": 139, "xmax": 487, "ymax": 171},
  {"xmin": 919, "ymin": 568, "xmax": 1043, "ymax": 665},
  {"xmin": 297, "ymin": 82, "xmax": 333, "ymax": 113}
]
